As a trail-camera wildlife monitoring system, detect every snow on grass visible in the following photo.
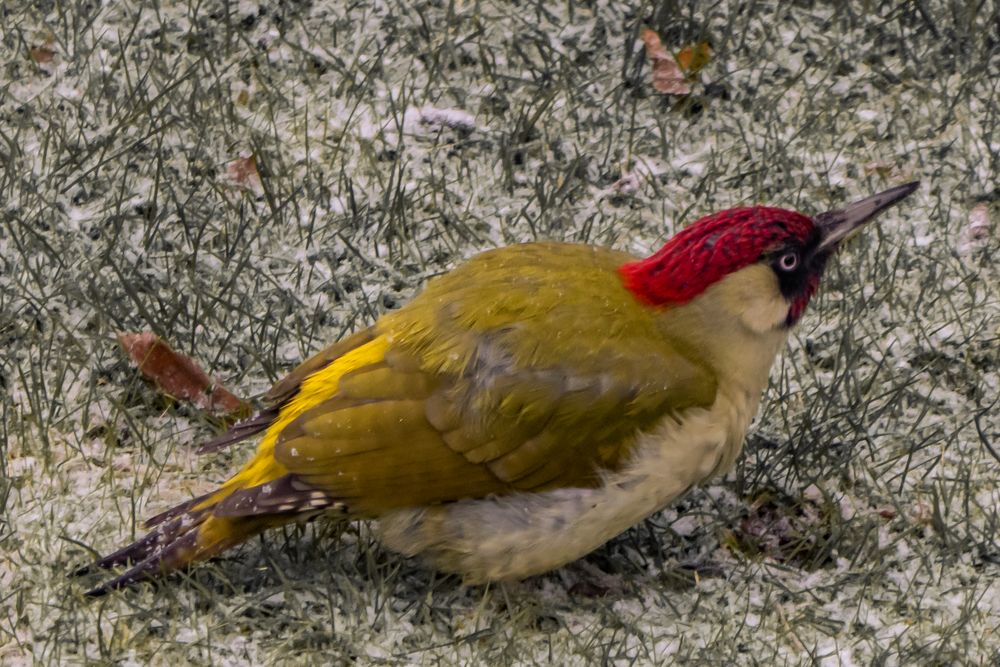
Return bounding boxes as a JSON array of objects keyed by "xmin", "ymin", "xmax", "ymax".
[{"xmin": 2, "ymin": 0, "xmax": 999, "ymax": 664}]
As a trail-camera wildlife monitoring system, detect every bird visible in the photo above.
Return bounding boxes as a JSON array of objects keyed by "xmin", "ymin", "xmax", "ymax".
[{"xmin": 81, "ymin": 181, "xmax": 919, "ymax": 595}]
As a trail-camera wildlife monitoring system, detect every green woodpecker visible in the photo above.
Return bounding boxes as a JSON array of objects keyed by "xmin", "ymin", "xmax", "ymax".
[{"xmin": 83, "ymin": 182, "xmax": 918, "ymax": 595}]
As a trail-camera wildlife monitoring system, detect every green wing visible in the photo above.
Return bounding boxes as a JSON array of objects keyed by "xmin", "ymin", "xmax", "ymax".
[{"xmin": 265, "ymin": 243, "xmax": 718, "ymax": 515}]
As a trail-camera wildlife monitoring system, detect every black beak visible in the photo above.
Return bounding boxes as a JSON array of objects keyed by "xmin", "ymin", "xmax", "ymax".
[{"xmin": 815, "ymin": 181, "xmax": 920, "ymax": 253}]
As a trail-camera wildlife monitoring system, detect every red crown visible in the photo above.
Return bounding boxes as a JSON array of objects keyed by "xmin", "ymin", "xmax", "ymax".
[{"xmin": 620, "ymin": 207, "xmax": 816, "ymax": 306}]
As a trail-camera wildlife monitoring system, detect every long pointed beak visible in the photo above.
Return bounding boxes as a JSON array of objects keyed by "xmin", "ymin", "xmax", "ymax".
[{"xmin": 815, "ymin": 181, "xmax": 920, "ymax": 252}]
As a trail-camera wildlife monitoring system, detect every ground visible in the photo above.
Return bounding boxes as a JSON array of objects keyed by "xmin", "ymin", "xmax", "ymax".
[{"xmin": 2, "ymin": 1, "xmax": 999, "ymax": 664}]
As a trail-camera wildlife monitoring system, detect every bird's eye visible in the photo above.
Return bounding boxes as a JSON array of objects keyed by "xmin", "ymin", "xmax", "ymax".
[{"xmin": 778, "ymin": 252, "xmax": 799, "ymax": 272}]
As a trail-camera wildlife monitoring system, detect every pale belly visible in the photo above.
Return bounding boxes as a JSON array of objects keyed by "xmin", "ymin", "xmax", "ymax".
[{"xmin": 378, "ymin": 388, "xmax": 760, "ymax": 583}]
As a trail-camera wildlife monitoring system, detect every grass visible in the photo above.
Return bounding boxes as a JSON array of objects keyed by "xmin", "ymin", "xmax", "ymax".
[{"xmin": 2, "ymin": 0, "xmax": 999, "ymax": 664}]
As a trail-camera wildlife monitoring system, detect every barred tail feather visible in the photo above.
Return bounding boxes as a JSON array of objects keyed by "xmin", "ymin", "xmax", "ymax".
[
  {"xmin": 81, "ymin": 474, "xmax": 342, "ymax": 596},
  {"xmin": 83, "ymin": 517, "xmax": 200, "ymax": 596},
  {"xmin": 83, "ymin": 510, "xmax": 254, "ymax": 596},
  {"xmin": 142, "ymin": 490, "xmax": 214, "ymax": 529}
]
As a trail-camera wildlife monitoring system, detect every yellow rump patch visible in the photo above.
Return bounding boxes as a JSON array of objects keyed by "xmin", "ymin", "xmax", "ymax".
[{"xmin": 195, "ymin": 335, "xmax": 390, "ymax": 509}]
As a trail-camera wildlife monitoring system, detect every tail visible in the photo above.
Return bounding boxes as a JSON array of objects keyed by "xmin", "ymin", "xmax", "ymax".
[
  {"xmin": 80, "ymin": 390, "xmax": 357, "ymax": 595},
  {"xmin": 80, "ymin": 329, "xmax": 383, "ymax": 595},
  {"xmin": 80, "ymin": 497, "xmax": 274, "ymax": 596},
  {"xmin": 79, "ymin": 413, "xmax": 297, "ymax": 596},
  {"xmin": 80, "ymin": 474, "xmax": 344, "ymax": 596}
]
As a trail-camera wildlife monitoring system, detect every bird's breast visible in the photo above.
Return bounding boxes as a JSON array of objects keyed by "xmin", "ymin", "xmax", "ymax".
[{"xmin": 622, "ymin": 384, "xmax": 760, "ymax": 496}]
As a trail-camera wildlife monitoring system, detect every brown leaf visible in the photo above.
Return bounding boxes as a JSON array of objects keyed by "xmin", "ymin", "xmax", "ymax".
[
  {"xmin": 875, "ymin": 506, "xmax": 897, "ymax": 520},
  {"xmin": 30, "ymin": 46, "xmax": 56, "ymax": 64},
  {"xmin": 640, "ymin": 28, "xmax": 690, "ymax": 95},
  {"xmin": 118, "ymin": 332, "xmax": 247, "ymax": 415},
  {"xmin": 226, "ymin": 154, "xmax": 261, "ymax": 189},
  {"xmin": 675, "ymin": 41, "xmax": 712, "ymax": 75},
  {"xmin": 29, "ymin": 31, "xmax": 57, "ymax": 66}
]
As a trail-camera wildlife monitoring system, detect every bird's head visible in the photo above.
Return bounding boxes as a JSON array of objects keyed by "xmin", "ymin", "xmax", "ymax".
[{"xmin": 620, "ymin": 182, "xmax": 919, "ymax": 331}]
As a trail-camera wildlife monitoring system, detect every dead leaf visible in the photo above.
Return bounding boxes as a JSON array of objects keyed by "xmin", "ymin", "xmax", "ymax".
[
  {"xmin": 640, "ymin": 28, "xmax": 690, "ymax": 95},
  {"xmin": 29, "ymin": 45, "xmax": 56, "ymax": 64},
  {"xmin": 226, "ymin": 154, "xmax": 261, "ymax": 190},
  {"xmin": 875, "ymin": 506, "xmax": 897, "ymax": 520},
  {"xmin": 29, "ymin": 32, "xmax": 57, "ymax": 68},
  {"xmin": 675, "ymin": 41, "xmax": 712, "ymax": 75},
  {"xmin": 118, "ymin": 332, "xmax": 247, "ymax": 415}
]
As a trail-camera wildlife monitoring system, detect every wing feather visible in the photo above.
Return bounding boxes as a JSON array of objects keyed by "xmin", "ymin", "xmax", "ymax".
[{"xmin": 247, "ymin": 244, "xmax": 718, "ymax": 516}]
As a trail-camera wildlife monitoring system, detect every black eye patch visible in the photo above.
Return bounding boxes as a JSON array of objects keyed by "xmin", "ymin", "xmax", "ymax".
[{"xmin": 767, "ymin": 246, "xmax": 810, "ymax": 300}]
